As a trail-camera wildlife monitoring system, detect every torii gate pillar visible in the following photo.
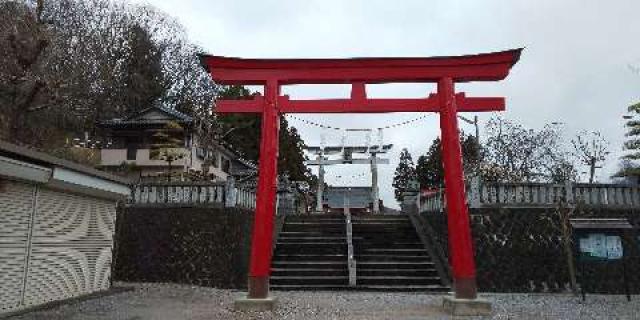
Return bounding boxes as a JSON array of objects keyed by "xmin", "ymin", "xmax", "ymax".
[
  {"xmin": 201, "ymin": 49, "xmax": 521, "ymax": 313},
  {"xmin": 246, "ymin": 80, "xmax": 280, "ymax": 299},
  {"xmin": 438, "ymin": 77, "xmax": 477, "ymax": 298}
]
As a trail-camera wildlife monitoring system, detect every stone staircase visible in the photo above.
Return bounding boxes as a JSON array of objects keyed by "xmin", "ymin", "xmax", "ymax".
[
  {"xmin": 270, "ymin": 214, "xmax": 349, "ymax": 290},
  {"xmin": 352, "ymin": 215, "xmax": 448, "ymax": 292},
  {"xmin": 270, "ymin": 213, "xmax": 448, "ymax": 292}
]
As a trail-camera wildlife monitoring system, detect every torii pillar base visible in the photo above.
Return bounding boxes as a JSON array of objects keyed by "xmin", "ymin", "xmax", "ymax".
[
  {"xmin": 235, "ymin": 277, "xmax": 277, "ymax": 311},
  {"xmin": 234, "ymin": 296, "xmax": 277, "ymax": 312},
  {"xmin": 442, "ymin": 296, "xmax": 492, "ymax": 316}
]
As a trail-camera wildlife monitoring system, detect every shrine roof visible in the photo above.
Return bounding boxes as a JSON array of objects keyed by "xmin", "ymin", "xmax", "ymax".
[{"xmin": 199, "ymin": 48, "xmax": 522, "ymax": 84}]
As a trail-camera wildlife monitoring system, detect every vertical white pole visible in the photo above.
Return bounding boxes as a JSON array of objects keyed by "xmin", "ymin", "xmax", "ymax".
[
  {"xmin": 316, "ymin": 151, "xmax": 325, "ymax": 213},
  {"xmin": 371, "ymin": 154, "xmax": 379, "ymax": 214}
]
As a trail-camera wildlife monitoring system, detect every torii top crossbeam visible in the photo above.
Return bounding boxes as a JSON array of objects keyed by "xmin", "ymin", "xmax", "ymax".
[
  {"xmin": 201, "ymin": 49, "xmax": 521, "ymax": 114},
  {"xmin": 200, "ymin": 48, "xmax": 522, "ymax": 302},
  {"xmin": 202, "ymin": 49, "xmax": 521, "ymax": 84}
]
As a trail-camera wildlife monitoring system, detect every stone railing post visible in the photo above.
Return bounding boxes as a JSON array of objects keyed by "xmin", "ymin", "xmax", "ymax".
[
  {"xmin": 401, "ymin": 180, "xmax": 420, "ymax": 214},
  {"xmin": 225, "ymin": 176, "xmax": 237, "ymax": 208},
  {"xmin": 564, "ymin": 180, "xmax": 574, "ymax": 207},
  {"xmin": 468, "ymin": 175, "xmax": 481, "ymax": 208}
]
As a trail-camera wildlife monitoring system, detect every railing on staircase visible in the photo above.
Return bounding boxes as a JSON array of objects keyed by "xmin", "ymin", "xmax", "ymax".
[
  {"xmin": 401, "ymin": 191, "xmax": 452, "ymax": 286},
  {"xmin": 345, "ymin": 212, "xmax": 357, "ymax": 287}
]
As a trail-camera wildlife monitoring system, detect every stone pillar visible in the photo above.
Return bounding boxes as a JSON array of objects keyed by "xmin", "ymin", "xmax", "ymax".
[
  {"xmin": 400, "ymin": 180, "xmax": 420, "ymax": 215},
  {"xmin": 315, "ymin": 152, "xmax": 325, "ymax": 213},
  {"xmin": 225, "ymin": 176, "xmax": 237, "ymax": 208},
  {"xmin": 371, "ymin": 154, "xmax": 380, "ymax": 214}
]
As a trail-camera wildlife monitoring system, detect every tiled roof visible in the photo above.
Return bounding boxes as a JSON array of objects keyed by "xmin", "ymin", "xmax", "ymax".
[
  {"xmin": 144, "ymin": 105, "xmax": 193, "ymax": 122},
  {"xmin": 100, "ymin": 105, "xmax": 193, "ymax": 126}
]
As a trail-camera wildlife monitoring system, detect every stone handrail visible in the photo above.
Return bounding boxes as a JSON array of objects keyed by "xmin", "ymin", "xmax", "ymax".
[{"xmin": 420, "ymin": 178, "xmax": 640, "ymax": 212}]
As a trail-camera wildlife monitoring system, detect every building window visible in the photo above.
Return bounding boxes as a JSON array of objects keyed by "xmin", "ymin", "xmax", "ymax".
[
  {"xmin": 126, "ymin": 146, "xmax": 137, "ymax": 160},
  {"xmin": 222, "ymin": 158, "xmax": 231, "ymax": 173},
  {"xmin": 212, "ymin": 152, "xmax": 219, "ymax": 168}
]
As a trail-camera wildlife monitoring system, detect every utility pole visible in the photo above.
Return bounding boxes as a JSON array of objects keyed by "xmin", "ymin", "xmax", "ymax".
[{"xmin": 458, "ymin": 115, "xmax": 480, "ymax": 147}]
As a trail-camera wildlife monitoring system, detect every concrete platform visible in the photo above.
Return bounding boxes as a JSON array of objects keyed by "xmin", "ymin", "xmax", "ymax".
[
  {"xmin": 443, "ymin": 295, "xmax": 492, "ymax": 316},
  {"xmin": 233, "ymin": 295, "xmax": 277, "ymax": 311}
]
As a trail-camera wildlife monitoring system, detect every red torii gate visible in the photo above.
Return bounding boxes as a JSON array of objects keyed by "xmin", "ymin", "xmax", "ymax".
[{"xmin": 200, "ymin": 49, "xmax": 521, "ymax": 303}]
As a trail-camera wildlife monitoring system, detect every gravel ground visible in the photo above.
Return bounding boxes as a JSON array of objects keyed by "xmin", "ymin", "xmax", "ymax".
[{"xmin": 7, "ymin": 282, "xmax": 639, "ymax": 320}]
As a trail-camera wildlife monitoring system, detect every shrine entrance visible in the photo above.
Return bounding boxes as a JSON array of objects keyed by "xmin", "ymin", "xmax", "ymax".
[{"xmin": 200, "ymin": 49, "xmax": 522, "ymax": 307}]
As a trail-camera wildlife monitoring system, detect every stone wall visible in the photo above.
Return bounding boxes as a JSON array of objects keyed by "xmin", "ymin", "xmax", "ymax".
[
  {"xmin": 421, "ymin": 207, "xmax": 640, "ymax": 293},
  {"xmin": 112, "ymin": 207, "xmax": 254, "ymax": 289}
]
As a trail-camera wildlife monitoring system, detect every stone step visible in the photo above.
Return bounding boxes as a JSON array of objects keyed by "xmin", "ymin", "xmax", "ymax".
[
  {"xmin": 286, "ymin": 214, "xmax": 344, "ymax": 218},
  {"xmin": 283, "ymin": 226, "xmax": 345, "ymax": 233},
  {"xmin": 352, "ymin": 220, "xmax": 411, "ymax": 224},
  {"xmin": 279, "ymin": 231, "xmax": 345, "ymax": 237},
  {"xmin": 276, "ymin": 236, "xmax": 347, "ymax": 242},
  {"xmin": 356, "ymin": 248, "xmax": 428, "ymax": 255},
  {"xmin": 353, "ymin": 285, "xmax": 449, "ymax": 292},
  {"xmin": 356, "ymin": 254, "xmax": 431, "ymax": 262},
  {"xmin": 284, "ymin": 219, "xmax": 345, "ymax": 223},
  {"xmin": 352, "ymin": 229, "xmax": 418, "ymax": 234},
  {"xmin": 272, "ymin": 261, "xmax": 347, "ymax": 267},
  {"xmin": 271, "ymin": 268, "xmax": 348, "ymax": 277},
  {"xmin": 275, "ymin": 247, "xmax": 346, "ymax": 255},
  {"xmin": 272, "ymin": 254, "xmax": 347, "ymax": 261},
  {"xmin": 357, "ymin": 268, "xmax": 438, "ymax": 277},
  {"xmin": 271, "ymin": 212, "xmax": 448, "ymax": 292},
  {"xmin": 357, "ymin": 261, "xmax": 435, "ymax": 269},
  {"xmin": 285, "ymin": 221, "xmax": 345, "ymax": 225},
  {"xmin": 353, "ymin": 242, "xmax": 425, "ymax": 249},
  {"xmin": 271, "ymin": 276, "xmax": 348, "ymax": 285},
  {"xmin": 271, "ymin": 284, "xmax": 352, "ymax": 291},
  {"xmin": 282, "ymin": 222, "xmax": 345, "ymax": 231},
  {"xmin": 357, "ymin": 276, "xmax": 442, "ymax": 286},
  {"xmin": 354, "ymin": 237, "xmax": 421, "ymax": 242},
  {"xmin": 276, "ymin": 241, "xmax": 346, "ymax": 245},
  {"xmin": 352, "ymin": 215, "xmax": 410, "ymax": 220},
  {"xmin": 352, "ymin": 225, "xmax": 413, "ymax": 230}
]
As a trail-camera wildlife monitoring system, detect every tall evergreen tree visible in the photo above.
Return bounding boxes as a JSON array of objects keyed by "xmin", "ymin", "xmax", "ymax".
[
  {"xmin": 392, "ymin": 148, "xmax": 417, "ymax": 202},
  {"xmin": 216, "ymin": 85, "xmax": 312, "ymax": 184},
  {"xmin": 416, "ymin": 138, "xmax": 443, "ymax": 188},
  {"xmin": 617, "ymin": 102, "xmax": 640, "ymax": 182},
  {"xmin": 119, "ymin": 24, "xmax": 166, "ymax": 115},
  {"xmin": 416, "ymin": 134, "xmax": 480, "ymax": 188}
]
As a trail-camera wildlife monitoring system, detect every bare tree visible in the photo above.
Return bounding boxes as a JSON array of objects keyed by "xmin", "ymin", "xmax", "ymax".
[
  {"xmin": 481, "ymin": 116, "xmax": 576, "ymax": 183},
  {"xmin": 571, "ymin": 130, "xmax": 609, "ymax": 183},
  {"xmin": 1, "ymin": 0, "xmax": 217, "ymax": 150},
  {"xmin": 0, "ymin": 0, "xmax": 55, "ymax": 141}
]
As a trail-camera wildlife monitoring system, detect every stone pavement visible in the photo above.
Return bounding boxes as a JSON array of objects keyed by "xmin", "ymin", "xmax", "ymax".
[{"xmin": 7, "ymin": 283, "xmax": 638, "ymax": 320}]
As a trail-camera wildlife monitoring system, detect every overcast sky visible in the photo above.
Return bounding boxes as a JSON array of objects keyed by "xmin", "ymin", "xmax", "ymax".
[{"xmin": 132, "ymin": 0, "xmax": 640, "ymax": 208}]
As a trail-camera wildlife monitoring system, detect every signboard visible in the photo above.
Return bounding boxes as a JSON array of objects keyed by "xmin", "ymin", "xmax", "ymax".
[
  {"xmin": 569, "ymin": 218, "xmax": 633, "ymax": 302},
  {"xmin": 578, "ymin": 233, "xmax": 623, "ymax": 261}
]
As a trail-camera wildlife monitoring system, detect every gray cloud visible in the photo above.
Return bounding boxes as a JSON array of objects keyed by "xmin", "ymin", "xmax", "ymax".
[{"xmin": 132, "ymin": 0, "xmax": 640, "ymax": 208}]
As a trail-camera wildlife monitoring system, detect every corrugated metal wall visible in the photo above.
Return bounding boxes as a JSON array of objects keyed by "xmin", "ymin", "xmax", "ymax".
[{"xmin": 0, "ymin": 180, "xmax": 117, "ymax": 314}]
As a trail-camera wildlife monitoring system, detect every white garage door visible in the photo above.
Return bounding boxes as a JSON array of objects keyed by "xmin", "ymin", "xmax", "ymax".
[
  {"xmin": 0, "ymin": 180, "xmax": 35, "ymax": 313},
  {"xmin": 0, "ymin": 180, "xmax": 117, "ymax": 313}
]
